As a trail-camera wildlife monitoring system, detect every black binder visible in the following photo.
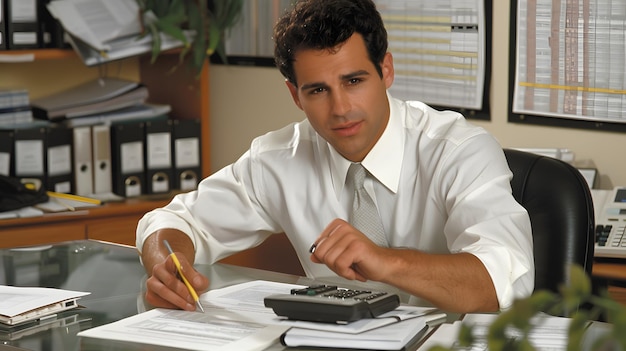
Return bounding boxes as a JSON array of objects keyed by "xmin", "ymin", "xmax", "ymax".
[
  {"xmin": 172, "ymin": 119, "xmax": 202, "ymax": 191},
  {"xmin": 0, "ymin": 129, "xmax": 14, "ymax": 175},
  {"xmin": 45, "ymin": 124, "xmax": 73, "ymax": 193},
  {"xmin": 144, "ymin": 118, "xmax": 173, "ymax": 194},
  {"xmin": 5, "ymin": 0, "xmax": 42, "ymax": 49},
  {"xmin": 110, "ymin": 121, "xmax": 146, "ymax": 197},
  {"xmin": 12, "ymin": 126, "xmax": 46, "ymax": 189},
  {"xmin": 38, "ymin": 0, "xmax": 66, "ymax": 49},
  {"xmin": 0, "ymin": 0, "xmax": 7, "ymax": 50}
]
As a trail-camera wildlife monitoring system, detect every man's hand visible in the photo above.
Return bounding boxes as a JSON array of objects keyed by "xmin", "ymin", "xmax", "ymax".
[
  {"xmin": 310, "ymin": 219, "xmax": 499, "ymax": 313},
  {"xmin": 145, "ymin": 253, "xmax": 209, "ymax": 311},
  {"xmin": 140, "ymin": 229, "xmax": 209, "ymax": 311},
  {"xmin": 309, "ymin": 218, "xmax": 393, "ymax": 282}
]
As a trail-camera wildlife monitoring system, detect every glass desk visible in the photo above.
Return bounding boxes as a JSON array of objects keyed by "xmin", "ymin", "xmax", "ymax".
[
  {"xmin": 0, "ymin": 240, "xmax": 614, "ymax": 351},
  {"xmin": 0, "ymin": 240, "xmax": 317, "ymax": 351}
]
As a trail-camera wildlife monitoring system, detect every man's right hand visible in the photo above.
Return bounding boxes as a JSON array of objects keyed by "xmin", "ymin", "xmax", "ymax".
[
  {"xmin": 140, "ymin": 229, "xmax": 210, "ymax": 311},
  {"xmin": 145, "ymin": 253, "xmax": 209, "ymax": 311}
]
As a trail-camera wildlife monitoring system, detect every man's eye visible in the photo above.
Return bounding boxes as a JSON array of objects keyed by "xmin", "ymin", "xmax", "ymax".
[
  {"xmin": 348, "ymin": 78, "xmax": 362, "ymax": 85},
  {"xmin": 311, "ymin": 87, "xmax": 326, "ymax": 94}
]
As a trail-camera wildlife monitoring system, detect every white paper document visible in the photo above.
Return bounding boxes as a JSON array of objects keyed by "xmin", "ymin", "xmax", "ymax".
[
  {"xmin": 0, "ymin": 286, "xmax": 90, "ymax": 326},
  {"xmin": 423, "ymin": 313, "xmax": 591, "ymax": 351},
  {"xmin": 281, "ymin": 317, "xmax": 430, "ymax": 350},
  {"xmin": 77, "ymin": 280, "xmax": 445, "ymax": 351}
]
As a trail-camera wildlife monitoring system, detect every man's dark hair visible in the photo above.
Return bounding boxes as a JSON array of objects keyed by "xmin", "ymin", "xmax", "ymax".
[{"xmin": 273, "ymin": 0, "xmax": 388, "ymax": 86}]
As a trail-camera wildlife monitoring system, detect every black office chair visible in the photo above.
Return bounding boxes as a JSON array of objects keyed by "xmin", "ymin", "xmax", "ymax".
[{"xmin": 503, "ymin": 148, "xmax": 595, "ymax": 296}]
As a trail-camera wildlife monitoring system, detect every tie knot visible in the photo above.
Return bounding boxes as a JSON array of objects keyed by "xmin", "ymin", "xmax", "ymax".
[{"xmin": 347, "ymin": 163, "xmax": 366, "ymax": 189}]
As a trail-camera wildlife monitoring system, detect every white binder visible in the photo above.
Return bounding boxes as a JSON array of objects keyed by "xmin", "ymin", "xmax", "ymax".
[
  {"xmin": 91, "ymin": 124, "xmax": 112, "ymax": 194},
  {"xmin": 72, "ymin": 126, "xmax": 93, "ymax": 196}
]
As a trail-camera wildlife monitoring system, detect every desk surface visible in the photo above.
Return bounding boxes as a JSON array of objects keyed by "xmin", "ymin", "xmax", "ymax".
[
  {"xmin": 0, "ymin": 240, "xmax": 320, "ymax": 351},
  {"xmin": 0, "ymin": 240, "xmax": 617, "ymax": 351}
]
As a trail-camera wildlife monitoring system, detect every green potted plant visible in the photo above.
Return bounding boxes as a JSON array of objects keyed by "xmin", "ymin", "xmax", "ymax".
[
  {"xmin": 428, "ymin": 265, "xmax": 626, "ymax": 351},
  {"xmin": 136, "ymin": 0, "xmax": 244, "ymax": 73}
]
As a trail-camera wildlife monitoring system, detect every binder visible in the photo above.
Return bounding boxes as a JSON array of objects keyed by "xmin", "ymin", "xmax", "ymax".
[
  {"xmin": 72, "ymin": 126, "xmax": 93, "ymax": 196},
  {"xmin": 45, "ymin": 124, "xmax": 73, "ymax": 193},
  {"xmin": 144, "ymin": 119, "xmax": 173, "ymax": 194},
  {"xmin": 110, "ymin": 121, "xmax": 145, "ymax": 197},
  {"xmin": 172, "ymin": 119, "xmax": 202, "ymax": 191},
  {"xmin": 0, "ymin": 129, "xmax": 14, "ymax": 176},
  {"xmin": 91, "ymin": 124, "xmax": 112, "ymax": 195},
  {"xmin": 38, "ymin": 0, "xmax": 66, "ymax": 49},
  {"xmin": 12, "ymin": 126, "xmax": 46, "ymax": 189},
  {"xmin": 5, "ymin": 0, "xmax": 41, "ymax": 49},
  {"xmin": 0, "ymin": 0, "xmax": 7, "ymax": 50}
]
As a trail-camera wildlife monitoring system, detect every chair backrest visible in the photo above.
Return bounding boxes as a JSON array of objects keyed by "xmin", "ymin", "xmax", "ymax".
[{"xmin": 503, "ymin": 148, "xmax": 595, "ymax": 294}]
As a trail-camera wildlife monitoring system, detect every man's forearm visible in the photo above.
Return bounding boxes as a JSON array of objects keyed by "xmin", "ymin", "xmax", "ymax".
[
  {"xmin": 381, "ymin": 250, "xmax": 499, "ymax": 313},
  {"xmin": 140, "ymin": 229, "xmax": 196, "ymax": 276}
]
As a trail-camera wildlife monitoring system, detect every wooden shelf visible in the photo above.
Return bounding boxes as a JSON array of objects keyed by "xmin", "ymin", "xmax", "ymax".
[
  {"xmin": 0, "ymin": 48, "xmax": 76, "ymax": 61},
  {"xmin": 0, "ymin": 197, "xmax": 172, "ymax": 248}
]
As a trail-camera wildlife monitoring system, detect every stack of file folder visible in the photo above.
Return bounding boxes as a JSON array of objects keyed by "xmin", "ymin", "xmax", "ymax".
[
  {"xmin": 0, "ymin": 89, "xmax": 38, "ymax": 128},
  {"xmin": 1, "ymin": 78, "xmax": 202, "ymax": 200},
  {"xmin": 30, "ymin": 78, "xmax": 165, "ymax": 124}
]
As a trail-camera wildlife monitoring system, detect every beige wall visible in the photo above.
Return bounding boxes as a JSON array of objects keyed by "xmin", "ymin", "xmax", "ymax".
[{"xmin": 209, "ymin": 1, "xmax": 624, "ymax": 189}]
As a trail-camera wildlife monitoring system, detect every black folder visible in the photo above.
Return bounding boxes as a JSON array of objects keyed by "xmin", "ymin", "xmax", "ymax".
[
  {"xmin": 144, "ymin": 119, "xmax": 173, "ymax": 194},
  {"xmin": 12, "ymin": 126, "xmax": 47, "ymax": 189},
  {"xmin": 110, "ymin": 121, "xmax": 146, "ymax": 197},
  {"xmin": 45, "ymin": 124, "xmax": 73, "ymax": 193},
  {"xmin": 172, "ymin": 119, "xmax": 202, "ymax": 191},
  {"xmin": 0, "ymin": 129, "xmax": 14, "ymax": 175},
  {"xmin": 38, "ymin": 0, "xmax": 67, "ymax": 49},
  {"xmin": 0, "ymin": 0, "xmax": 7, "ymax": 50},
  {"xmin": 5, "ymin": 0, "xmax": 42, "ymax": 49}
]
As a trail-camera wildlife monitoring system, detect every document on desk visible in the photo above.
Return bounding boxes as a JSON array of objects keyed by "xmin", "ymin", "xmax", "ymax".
[
  {"xmin": 77, "ymin": 280, "xmax": 444, "ymax": 351},
  {"xmin": 0, "ymin": 286, "xmax": 90, "ymax": 326},
  {"xmin": 421, "ymin": 313, "xmax": 588, "ymax": 350}
]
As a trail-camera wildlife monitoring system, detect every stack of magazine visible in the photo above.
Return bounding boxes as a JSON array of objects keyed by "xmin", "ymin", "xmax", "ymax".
[{"xmin": 31, "ymin": 78, "xmax": 170, "ymax": 127}]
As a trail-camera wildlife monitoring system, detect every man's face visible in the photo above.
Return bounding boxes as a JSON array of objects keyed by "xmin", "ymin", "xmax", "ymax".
[{"xmin": 286, "ymin": 33, "xmax": 394, "ymax": 162}]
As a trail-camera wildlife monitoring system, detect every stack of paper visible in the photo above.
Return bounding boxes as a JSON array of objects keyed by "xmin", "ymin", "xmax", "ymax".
[
  {"xmin": 31, "ymin": 78, "xmax": 144, "ymax": 121},
  {"xmin": 46, "ymin": 0, "xmax": 192, "ymax": 66},
  {"xmin": 77, "ymin": 280, "xmax": 446, "ymax": 351},
  {"xmin": 31, "ymin": 78, "xmax": 170, "ymax": 126},
  {"xmin": 0, "ymin": 286, "xmax": 90, "ymax": 326}
]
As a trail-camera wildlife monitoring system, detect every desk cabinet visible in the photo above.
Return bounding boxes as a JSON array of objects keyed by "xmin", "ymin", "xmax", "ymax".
[{"xmin": 0, "ymin": 199, "xmax": 171, "ymax": 248}]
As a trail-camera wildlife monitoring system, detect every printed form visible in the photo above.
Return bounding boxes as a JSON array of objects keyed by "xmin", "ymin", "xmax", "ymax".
[{"xmin": 78, "ymin": 280, "xmax": 441, "ymax": 350}]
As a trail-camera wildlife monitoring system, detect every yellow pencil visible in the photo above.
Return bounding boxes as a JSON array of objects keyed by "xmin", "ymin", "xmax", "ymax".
[
  {"xmin": 46, "ymin": 191, "xmax": 102, "ymax": 205},
  {"xmin": 163, "ymin": 240, "xmax": 205, "ymax": 313}
]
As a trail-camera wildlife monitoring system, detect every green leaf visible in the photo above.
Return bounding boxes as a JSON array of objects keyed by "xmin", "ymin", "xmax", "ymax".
[
  {"xmin": 156, "ymin": 20, "xmax": 189, "ymax": 44},
  {"xmin": 566, "ymin": 312, "xmax": 588, "ymax": 351},
  {"xmin": 457, "ymin": 323, "xmax": 475, "ymax": 347}
]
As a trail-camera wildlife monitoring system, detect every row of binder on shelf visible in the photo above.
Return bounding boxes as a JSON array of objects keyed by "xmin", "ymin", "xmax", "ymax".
[
  {"xmin": 0, "ymin": 118, "xmax": 202, "ymax": 200},
  {"xmin": 0, "ymin": 0, "xmax": 68, "ymax": 51}
]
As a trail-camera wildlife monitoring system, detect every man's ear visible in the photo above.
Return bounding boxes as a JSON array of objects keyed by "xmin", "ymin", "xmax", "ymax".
[
  {"xmin": 382, "ymin": 52, "xmax": 394, "ymax": 89},
  {"xmin": 285, "ymin": 80, "xmax": 303, "ymax": 110}
]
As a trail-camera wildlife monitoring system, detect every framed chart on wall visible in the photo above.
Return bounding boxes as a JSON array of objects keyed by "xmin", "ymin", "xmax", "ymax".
[
  {"xmin": 214, "ymin": 0, "xmax": 492, "ymax": 120},
  {"xmin": 509, "ymin": 0, "xmax": 626, "ymax": 132},
  {"xmin": 376, "ymin": 0, "xmax": 491, "ymax": 120}
]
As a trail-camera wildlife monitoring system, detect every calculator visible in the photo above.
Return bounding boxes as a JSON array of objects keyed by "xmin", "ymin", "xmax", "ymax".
[{"xmin": 264, "ymin": 284, "xmax": 400, "ymax": 324}]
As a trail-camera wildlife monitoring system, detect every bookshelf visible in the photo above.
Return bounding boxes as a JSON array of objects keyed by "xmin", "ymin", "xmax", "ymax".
[{"xmin": 0, "ymin": 49, "xmax": 211, "ymax": 248}]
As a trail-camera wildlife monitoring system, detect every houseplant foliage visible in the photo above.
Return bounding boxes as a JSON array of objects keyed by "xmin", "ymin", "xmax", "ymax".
[
  {"xmin": 428, "ymin": 265, "xmax": 626, "ymax": 351},
  {"xmin": 136, "ymin": 0, "xmax": 243, "ymax": 73}
]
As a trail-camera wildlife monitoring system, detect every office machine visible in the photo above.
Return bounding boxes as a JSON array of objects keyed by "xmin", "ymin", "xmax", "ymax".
[
  {"xmin": 593, "ymin": 187, "xmax": 626, "ymax": 259},
  {"xmin": 264, "ymin": 284, "xmax": 400, "ymax": 324}
]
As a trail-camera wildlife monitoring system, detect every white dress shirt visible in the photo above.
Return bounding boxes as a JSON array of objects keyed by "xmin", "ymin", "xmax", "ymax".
[{"xmin": 137, "ymin": 93, "xmax": 534, "ymax": 309}]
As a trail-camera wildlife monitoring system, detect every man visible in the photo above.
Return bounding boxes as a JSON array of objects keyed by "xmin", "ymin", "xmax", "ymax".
[{"xmin": 137, "ymin": 0, "xmax": 534, "ymax": 314}]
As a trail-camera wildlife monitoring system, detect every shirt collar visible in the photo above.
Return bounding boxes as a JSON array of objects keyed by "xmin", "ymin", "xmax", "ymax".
[{"xmin": 329, "ymin": 92, "xmax": 405, "ymax": 198}]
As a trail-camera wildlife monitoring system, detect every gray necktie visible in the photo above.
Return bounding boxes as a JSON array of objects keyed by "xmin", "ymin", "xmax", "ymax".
[{"xmin": 347, "ymin": 163, "xmax": 388, "ymax": 247}]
